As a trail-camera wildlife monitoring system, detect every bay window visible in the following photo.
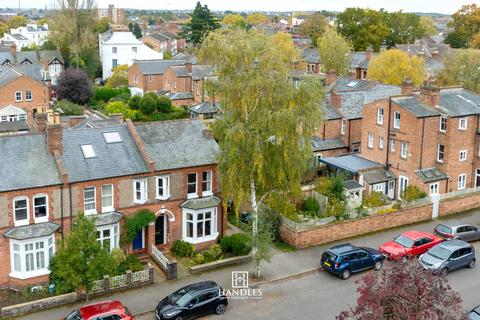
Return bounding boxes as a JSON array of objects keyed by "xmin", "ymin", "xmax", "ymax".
[
  {"xmin": 14, "ymin": 197, "xmax": 28, "ymax": 226},
  {"xmin": 183, "ymin": 208, "xmax": 218, "ymax": 244},
  {"xmin": 33, "ymin": 194, "xmax": 48, "ymax": 222},
  {"xmin": 84, "ymin": 187, "xmax": 96, "ymax": 215},
  {"xmin": 9, "ymin": 235, "xmax": 54, "ymax": 279},
  {"xmin": 96, "ymin": 224, "xmax": 119, "ymax": 252}
]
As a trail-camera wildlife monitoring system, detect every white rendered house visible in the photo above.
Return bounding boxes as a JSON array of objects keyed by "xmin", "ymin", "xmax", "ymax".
[
  {"xmin": 99, "ymin": 31, "xmax": 163, "ymax": 79},
  {"xmin": 1, "ymin": 24, "xmax": 49, "ymax": 49}
]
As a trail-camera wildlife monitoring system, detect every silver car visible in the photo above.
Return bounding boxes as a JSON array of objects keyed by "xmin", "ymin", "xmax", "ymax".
[
  {"xmin": 419, "ymin": 239, "xmax": 475, "ymax": 276},
  {"xmin": 434, "ymin": 222, "xmax": 480, "ymax": 242}
]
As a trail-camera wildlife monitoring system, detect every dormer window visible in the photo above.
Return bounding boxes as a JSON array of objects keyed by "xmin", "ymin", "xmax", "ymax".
[
  {"xmin": 21, "ymin": 59, "xmax": 32, "ymax": 65},
  {"xmin": 81, "ymin": 145, "xmax": 95, "ymax": 158}
]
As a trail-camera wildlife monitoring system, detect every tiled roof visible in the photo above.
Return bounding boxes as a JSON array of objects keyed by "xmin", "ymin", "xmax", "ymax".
[
  {"xmin": 344, "ymin": 180, "xmax": 363, "ymax": 190},
  {"xmin": 392, "ymin": 96, "xmax": 440, "ymax": 118},
  {"xmin": 0, "ymin": 133, "xmax": 62, "ymax": 192},
  {"xmin": 62, "ymin": 125, "xmax": 149, "ymax": 183},
  {"xmin": 301, "ymin": 48, "xmax": 321, "ymax": 64},
  {"xmin": 180, "ymin": 195, "xmax": 221, "ymax": 210},
  {"xmin": 311, "ymin": 137, "xmax": 347, "ymax": 152},
  {"xmin": 135, "ymin": 59, "xmax": 185, "ymax": 75},
  {"xmin": 415, "ymin": 167, "xmax": 448, "ymax": 183},
  {"xmin": 0, "ymin": 119, "xmax": 29, "ymax": 133},
  {"xmin": 191, "ymin": 65, "xmax": 214, "ymax": 80},
  {"xmin": 322, "ymin": 103, "xmax": 342, "ymax": 120},
  {"xmin": 319, "ymin": 154, "xmax": 382, "ymax": 174},
  {"xmin": 437, "ymin": 88, "xmax": 480, "ymax": 117},
  {"xmin": 4, "ymin": 222, "xmax": 59, "ymax": 240},
  {"xmin": 362, "ymin": 169, "xmax": 395, "ymax": 184},
  {"xmin": 171, "ymin": 65, "xmax": 190, "ymax": 77},
  {"xmin": 135, "ymin": 120, "xmax": 218, "ymax": 171}
]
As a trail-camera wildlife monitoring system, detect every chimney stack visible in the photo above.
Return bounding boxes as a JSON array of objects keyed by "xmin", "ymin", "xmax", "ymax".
[
  {"xmin": 68, "ymin": 115, "xmax": 86, "ymax": 128},
  {"xmin": 326, "ymin": 69, "xmax": 337, "ymax": 86},
  {"xmin": 330, "ymin": 90, "xmax": 341, "ymax": 108},
  {"xmin": 401, "ymin": 77, "xmax": 414, "ymax": 95},
  {"xmin": 46, "ymin": 111, "xmax": 63, "ymax": 154},
  {"xmin": 365, "ymin": 46, "xmax": 373, "ymax": 61},
  {"xmin": 9, "ymin": 43, "xmax": 17, "ymax": 55},
  {"xmin": 34, "ymin": 113, "xmax": 47, "ymax": 132},
  {"xmin": 185, "ymin": 62, "xmax": 193, "ymax": 74},
  {"xmin": 419, "ymin": 80, "xmax": 440, "ymax": 108},
  {"xmin": 109, "ymin": 113, "xmax": 124, "ymax": 123}
]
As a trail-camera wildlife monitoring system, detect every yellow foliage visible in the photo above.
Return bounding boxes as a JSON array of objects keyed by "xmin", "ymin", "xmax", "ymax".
[
  {"xmin": 470, "ymin": 33, "xmax": 480, "ymax": 49},
  {"xmin": 367, "ymin": 49, "xmax": 426, "ymax": 86},
  {"xmin": 271, "ymin": 32, "xmax": 299, "ymax": 62},
  {"xmin": 246, "ymin": 13, "xmax": 269, "ymax": 25},
  {"xmin": 376, "ymin": 207, "xmax": 397, "ymax": 215},
  {"xmin": 223, "ymin": 14, "xmax": 246, "ymax": 27}
]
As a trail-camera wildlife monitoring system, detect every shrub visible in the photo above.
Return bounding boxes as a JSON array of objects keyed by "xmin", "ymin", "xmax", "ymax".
[
  {"xmin": 403, "ymin": 185, "xmax": 428, "ymax": 202},
  {"xmin": 362, "ymin": 191, "xmax": 386, "ymax": 209},
  {"xmin": 171, "ymin": 240, "xmax": 195, "ymax": 258},
  {"xmin": 203, "ymin": 244, "xmax": 223, "ymax": 263},
  {"xmin": 110, "ymin": 92, "xmax": 131, "ymax": 103},
  {"xmin": 258, "ymin": 208, "xmax": 281, "ymax": 241},
  {"xmin": 129, "ymin": 95, "xmax": 142, "ymax": 110},
  {"xmin": 220, "ymin": 236, "xmax": 232, "ymax": 253},
  {"xmin": 94, "ymin": 87, "xmax": 130, "ymax": 103},
  {"xmin": 53, "ymin": 100, "xmax": 83, "ymax": 116},
  {"xmin": 231, "ymin": 233, "xmax": 252, "ymax": 256},
  {"xmin": 123, "ymin": 209, "xmax": 156, "ymax": 244},
  {"xmin": 157, "ymin": 96, "xmax": 173, "ymax": 113},
  {"xmin": 303, "ymin": 197, "xmax": 320, "ymax": 215},
  {"xmin": 56, "ymin": 68, "xmax": 92, "ymax": 104},
  {"xmin": 139, "ymin": 92, "xmax": 159, "ymax": 115},
  {"xmin": 105, "ymin": 101, "xmax": 139, "ymax": 120},
  {"xmin": 190, "ymin": 253, "xmax": 205, "ymax": 266},
  {"xmin": 117, "ymin": 254, "xmax": 144, "ymax": 274},
  {"xmin": 377, "ymin": 207, "xmax": 398, "ymax": 215}
]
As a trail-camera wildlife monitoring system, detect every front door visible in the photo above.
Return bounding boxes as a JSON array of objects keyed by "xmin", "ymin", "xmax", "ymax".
[
  {"xmin": 398, "ymin": 176, "xmax": 409, "ymax": 199},
  {"xmin": 476, "ymin": 169, "xmax": 480, "ymax": 187},
  {"xmin": 155, "ymin": 214, "xmax": 166, "ymax": 245},
  {"xmin": 387, "ymin": 180, "xmax": 395, "ymax": 199},
  {"xmin": 132, "ymin": 228, "xmax": 144, "ymax": 250}
]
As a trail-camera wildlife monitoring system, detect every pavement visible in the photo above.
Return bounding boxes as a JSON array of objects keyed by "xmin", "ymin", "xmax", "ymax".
[{"xmin": 18, "ymin": 208, "xmax": 480, "ymax": 320}]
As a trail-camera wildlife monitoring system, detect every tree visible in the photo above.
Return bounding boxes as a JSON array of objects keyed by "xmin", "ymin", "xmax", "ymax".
[
  {"xmin": 7, "ymin": 15, "xmax": 28, "ymax": 29},
  {"xmin": 470, "ymin": 33, "xmax": 480, "ymax": 49},
  {"xmin": 139, "ymin": 92, "xmax": 159, "ymax": 115},
  {"xmin": 49, "ymin": 214, "xmax": 117, "ymax": 295},
  {"xmin": 383, "ymin": 11, "xmax": 425, "ymax": 48},
  {"xmin": 445, "ymin": 4, "xmax": 480, "ymax": 48},
  {"xmin": 106, "ymin": 64, "xmax": 129, "ymax": 88},
  {"xmin": 105, "ymin": 100, "xmax": 138, "ymax": 120},
  {"xmin": 367, "ymin": 49, "xmax": 425, "ymax": 86},
  {"xmin": 180, "ymin": 1, "xmax": 220, "ymax": 46},
  {"xmin": 199, "ymin": 29, "xmax": 322, "ymax": 278},
  {"xmin": 337, "ymin": 261, "xmax": 465, "ymax": 320},
  {"xmin": 128, "ymin": 22, "xmax": 143, "ymax": 39},
  {"xmin": 317, "ymin": 28, "xmax": 352, "ymax": 76},
  {"xmin": 439, "ymin": 49, "xmax": 480, "ymax": 93},
  {"xmin": 403, "ymin": 185, "xmax": 428, "ymax": 202},
  {"xmin": 336, "ymin": 8, "xmax": 389, "ymax": 52},
  {"xmin": 222, "ymin": 14, "xmax": 247, "ymax": 30},
  {"xmin": 246, "ymin": 13, "xmax": 269, "ymax": 25},
  {"xmin": 298, "ymin": 13, "xmax": 328, "ymax": 47},
  {"xmin": 0, "ymin": 21, "xmax": 8, "ymax": 37},
  {"xmin": 56, "ymin": 68, "xmax": 92, "ymax": 104},
  {"xmin": 420, "ymin": 16, "xmax": 438, "ymax": 37},
  {"xmin": 157, "ymin": 96, "xmax": 173, "ymax": 113},
  {"xmin": 49, "ymin": 0, "xmax": 98, "ymax": 68}
]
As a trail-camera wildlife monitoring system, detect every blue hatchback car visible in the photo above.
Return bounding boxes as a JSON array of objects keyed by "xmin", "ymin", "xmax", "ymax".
[{"xmin": 321, "ymin": 244, "xmax": 385, "ymax": 280}]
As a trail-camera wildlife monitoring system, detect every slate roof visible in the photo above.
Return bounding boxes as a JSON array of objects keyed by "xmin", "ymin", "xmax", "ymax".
[
  {"xmin": 0, "ymin": 119, "xmax": 29, "ymax": 133},
  {"xmin": 91, "ymin": 212, "xmax": 123, "ymax": 227},
  {"xmin": 166, "ymin": 92, "xmax": 194, "ymax": 100},
  {"xmin": 0, "ymin": 52, "xmax": 14, "ymax": 64},
  {"xmin": 172, "ymin": 52, "xmax": 197, "ymax": 64},
  {"xmin": 10, "ymin": 34, "xmax": 28, "ymax": 40},
  {"xmin": 61, "ymin": 125, "xmax": 149, "ymax": 183},
  {"xmin": 0, "ymin": 133, "xmax": 62, "ymax": 192},
  {"xmin": 301, "ymin": 48, "xmax": 321, "ymax": 64},
  {"xmin": 180, "ymin": 195, "xmax": 221, "ymax": 210},
  {"xmin": 135, "ymin": 120, "xmax": 219, "ymax": 171},
  {"xmin": 349, "ymin": 52, "xmax": 369, "ymax": 69},
  {"xmin": 362, "ymin": 169, "xmax": 395, "ymax": 184},
  {"xmin": 319, "ymin": 154, "xmax": 382, "ymax": 174},
  {"xmin": 38, "ymin": 50, "xmax": 64, "ymax": 64},
  {"xmin": 322, "ymin": 103, "xmax": 342, "ymax": 120},
  {"xmin": 135, "ymin": 59, "xmax": 185, "ymax": 75},
  {"xmin": 311, "ymin": 137, "xmax": 347, "ymax": 152},
  {"xmin": 191, "ymin": 65, "xmax": 214, "ymax": 80},
  {"xmin": 415, "ymin": 167, "xmax": 448, "ymax": 183},
  {"xmin": 437, "ymin": 88, "xmax": 480, "ymax": 117},
  {"xmin": 392, "ymin": 96, "xmax": 440, "ymax": 118},
  {"xmin": 15, "ymin": 64, "xmax": 50, "ymax": 82},
  {"xmin": 344, "ymin": 180, "xmax": 363, "ymax": 190},
  {"xmin": 188, "ymin": 102, "xmax": 221, "ymax": 115},
  {"xmin": 0, "ymin": 66, "xmax": 22, "ymax": 86},
  {"xmin": 4, "ymin": 222, "xmax": 59, "ymax": 240},
  {"xmin": 148, "ymin": 33, "xmax": 170, "ymax": 42},
  {"xmin": 171, "ymin": 65, "xmax": 190, "ymax": 77}
]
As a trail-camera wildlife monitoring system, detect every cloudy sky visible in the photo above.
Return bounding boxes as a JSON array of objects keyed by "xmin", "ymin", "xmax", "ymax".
[{"xmin": 1, "ymin": 0, "xmax": 476, "ymax": 14}]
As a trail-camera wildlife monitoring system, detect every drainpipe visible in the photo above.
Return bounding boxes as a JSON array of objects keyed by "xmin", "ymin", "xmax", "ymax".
[
  {"xmin": 419, "ymin": 118, "xmax": 426, "ymax": 170},
  {"xmin": 60, "ymin": 185, "xmax": 64, "ymax": 241},
  {"xmin": 322, "ymin": 122, "xmax": 326, "ymax": 140},
  {"xmin": 69, "ymin": 184, "xmax": 73, "ymax": 230},
  {"xmin": 472, "ymin": 115, "xmax": 479, "ymax": 188},
  {"xmin": 386, "ymin": 98, "xmax": 392, "ymax": 166},
  {"xmin": 348, "ymin": 120, "xmax": 351, "ymax": 151}
]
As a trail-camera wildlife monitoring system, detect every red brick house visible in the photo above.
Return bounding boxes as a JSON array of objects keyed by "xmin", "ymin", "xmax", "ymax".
[
  {"xmin": 0, "ymin": 117, "xmax": 222, "ymax": 288},
  {"xmin": 359, "ymin": 83, "xmax": 480, "ymax": 199}
]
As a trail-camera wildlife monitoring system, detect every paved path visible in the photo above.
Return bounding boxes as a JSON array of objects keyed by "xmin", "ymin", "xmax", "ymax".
[{"xmin": 19, "ymin": 208, "xmax": 480, "ymax": 320}]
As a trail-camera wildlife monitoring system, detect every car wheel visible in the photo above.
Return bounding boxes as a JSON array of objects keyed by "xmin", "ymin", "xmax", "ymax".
[
  {"xmin": 374, "ymin": 261, "xmax": 383, "ymax": 271},
  {"xmin": 216, "ymin": 303, "xmax": 226, "ymax": 315},
  {"xmin": 401, "ymin": 255, "xmax": 409, "ymax": 263},
  {"xmin": 341, "ymin": 269, "xmax": 351, "ymax": 280},
  {"xmin": 468, "ymin": 259, "xmax": 476, "ymax": 268},
  {"xmin": 440, "ymin": 267, "xmax": 448, "ymax": 277}
]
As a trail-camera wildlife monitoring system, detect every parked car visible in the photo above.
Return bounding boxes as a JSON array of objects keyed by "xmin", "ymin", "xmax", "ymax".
[
  {"xmin": 419, "ymin": 239, "xmax": 476, "ymax": 276},
  {"xmin": 240, "ymin": 211, "xmax": 252, "ymax": 224},
  {"xmin": 434, "ymin": 222, "xmax": 480, "ymax": 242},
  {"xmin": 155, "ymin": 281, "xmax": 228, "ymax": 320},
  {"xmin": 467, "ymin": 305, "xmax": 480, "ymax": 320},
  {"xmin": 379, "ymin": 230, "xmax": 443, "ymax": 262},
  {"xmin": 66, "ymin": 300, "xmax": 133, "ymax": 320},
  {"xmin": 320, "ymin": 243, "xmax": 385, "ymax": 280}
]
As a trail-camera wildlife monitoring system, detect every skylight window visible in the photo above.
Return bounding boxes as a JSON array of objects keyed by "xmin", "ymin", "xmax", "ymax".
[
  {"xmin": 347, "ymin": 81, "xmax": 358, "ymax": 87},
  {"xmin": 81, "ymin": 145, "xmax": 95, "ymax": 158},
  {"xmin": 103, "ymin": 131, "xmax": 122, "ymax": 143}
]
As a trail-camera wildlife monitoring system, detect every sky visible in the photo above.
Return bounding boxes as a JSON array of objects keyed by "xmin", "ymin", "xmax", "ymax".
[{"xmin": 1, "ymin": 0, "xmax": 478, "ymax": 14}]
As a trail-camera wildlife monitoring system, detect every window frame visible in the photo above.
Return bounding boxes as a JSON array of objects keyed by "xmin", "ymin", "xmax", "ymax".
[
  {"xmin": 437, "ymin": 144, "xmax": 444, "ymax": 163},
  {"xmin": 9, "ymin": 235, "xmax": 55, "ymax": 280},
  {"xmin": 401, "ymin": 142, "xmax": 407, "ymax": 159},
  {"xmin": 84, "ymin": 186, "xmax": 97, "ymax": 215},
  {"xmin": 187, "ymin": 173, "xmax": 198, "ymax": 199},
  {"xmin": 33, "ymin": 194, "xmax": 48, "ymax": 223},
  {"xmin": 459, "ymin": 150, "xmax": 467, "ymax": 162},
  {"xmin": 393, "ymin": 111, "xmax": 401, "ymax": 129},
  {"xmin": 458, "ymin": 174, "xmax": 467, "ymax": 190},
  {"xmin": 182, "ymin": 208, "xmax": 218, "ymax": 244},
  {"xmin": 458, "ymin": 117, "xmax": 467, "ymax": 130},
  {"xmin": 13, "ymin": 196, "xmax": 29, "ymax": 226},
  {"xmin": 101, "ymin": 184, "xmax": 114, "ymax": 213},
  {"xmin": 96, "ymin": 223, "xmax": 119, "ymax": 253},
  {"xmin": 156, "ymin": 175, "xmax": 171, "ymax": 200},
  {"xmin": 390, "ymin": 139, "xmax": 395, "ymax": 152},
  {"xmin": 202, "ymin": 171, "xmax": 213, "ymax": 196},
  {"xmin": 133, "ymin": 179, "xmax": 148, "ymax": 204},
  {"xmin": 429, "ymin": 183, "xmax": 439, "ymax": 196},
  {"xmin": 15, "ymin": 91, "xmax": 22, "ymax": 102},
  {"xmin": 439, "ymin": 115, "xmax": 447, "ymax": 132},
  {"xmin": 25, "ymin": 91, "xmax": 32, "ymax": 101},
  {"xmin": 340, "ymin": 118, "xmax": 346, "ymax": 135},
  {"xmin": 377, "ymin": 108, "xmax": 384, "ymax": 125},
  {"xmin": 367, "ymin": 133, "xmax": 373, "ymax": 149},
  {"xmin": 379, "ymin": 136, "xmax": 384, "ymax": 149}
]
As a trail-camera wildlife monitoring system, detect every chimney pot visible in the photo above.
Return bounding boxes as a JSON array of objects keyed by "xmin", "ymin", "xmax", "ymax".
[
  {"xmin": 326, "ymin": 69, "xmax": 337, "ymax": 86},
  {"xmin": 401, "ymin": 77, "xmax": 414, "ymax": 95},
  {"xmin": 419, "ymin": 80, "xmax": 440, "ymax": 108}
]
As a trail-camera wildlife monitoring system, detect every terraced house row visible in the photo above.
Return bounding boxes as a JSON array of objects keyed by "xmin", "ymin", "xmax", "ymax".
[{"xmin": 0, "ymin": 116, "xmax": 223, "ymax": 288}]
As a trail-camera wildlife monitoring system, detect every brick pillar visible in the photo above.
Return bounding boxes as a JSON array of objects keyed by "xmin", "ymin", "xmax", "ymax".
[
  {"xmin": 103, "ymin": 275, "xmax": 110, "ymax": 292},
  {"xmin": 147, "ymin": 222, "xmax": 155, "ymax": 254},
  {"xmin": 126, "ymin": 270, "xmax": 132, "ymax": 288}
]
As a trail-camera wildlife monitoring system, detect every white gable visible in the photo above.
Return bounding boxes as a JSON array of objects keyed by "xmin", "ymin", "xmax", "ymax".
[{"xmin": 0, "ymin": 105, "xmax": 26, "ymax": 117}]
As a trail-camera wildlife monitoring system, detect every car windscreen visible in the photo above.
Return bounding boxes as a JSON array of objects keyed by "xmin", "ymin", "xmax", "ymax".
[
  {"xmin": 322, "ymin": 251, "xmax": 338, "ymax": 261},
  {"xmin": 394, "ymin": 235, "xmax": 414, "ymax": 248},
  {"xmin": 435, "ymin": 224, "xmax": 452, "ymax": 235},
  {"xmin": 469, "ymin": 308, "xmax": 480, "ymax": 320},
  {"xmin": 428, "ymin": 245, "xmax": 452, "ymax": 260},
  {"xmin": 65, "ymin": 310, "xmax": 83, "ymax": 320},
  {"xmin": 169, "ymin": 288, "xmax": 194, "ymax": 307}
]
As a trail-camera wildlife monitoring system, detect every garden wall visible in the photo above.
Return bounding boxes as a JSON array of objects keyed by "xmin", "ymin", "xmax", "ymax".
[{"xmin": 280, "ymin": 189, "xmax": 480, "ymax": 249}]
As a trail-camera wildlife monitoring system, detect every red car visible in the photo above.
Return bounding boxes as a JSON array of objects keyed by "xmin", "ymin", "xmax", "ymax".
[
  {"xmin": 379, "ymin": 231, "xmax": 443, "ymax": 262},
  {"xmin": 65, "ymin": 300, "xmax": 134, "ymax": 320}
]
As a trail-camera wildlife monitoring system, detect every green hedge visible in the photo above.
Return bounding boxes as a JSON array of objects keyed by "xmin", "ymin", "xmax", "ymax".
[
  {"xmin": 220, "ymin": 233, "xmax": 252, "ymax": 256},
  {"xmin": 94, "ymin": 87, "xmax": 130, "ymax": 103},
  {"xmin": 171, "ymin": 240, "xmax": 195, "ymax": 257}
]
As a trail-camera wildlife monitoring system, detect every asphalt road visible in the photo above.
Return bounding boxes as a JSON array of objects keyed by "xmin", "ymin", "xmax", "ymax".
[{"xmin": 137, "ymin": 209, "xmax": 480, "ymax": 320}]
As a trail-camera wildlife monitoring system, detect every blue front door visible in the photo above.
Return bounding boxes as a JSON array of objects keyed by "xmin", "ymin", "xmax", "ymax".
[{"xmin": 132, "ymin": 229, "xmax": 144, "ymax": 250}]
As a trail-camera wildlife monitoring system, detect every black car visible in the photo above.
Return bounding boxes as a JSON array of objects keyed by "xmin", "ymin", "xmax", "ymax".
[{"xmin": 155, "ymin": 281, "xmax": 228, "ymax": 320}]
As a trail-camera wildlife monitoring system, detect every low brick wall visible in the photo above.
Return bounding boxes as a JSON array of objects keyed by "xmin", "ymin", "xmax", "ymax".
[
  {"xmin": 189, "ymin": 255, "xmax": 252, "ymax": 274},
  {"xmin": 1, "ymin": 292, "xmax": 77, "ymax": 318},
  {"xmin": 440, "ymin": 192, "xmax": 480, "ymax": 216},
  {"xmin": 280, "ymin": 203, "xmax": 432, "ymax": 249}
]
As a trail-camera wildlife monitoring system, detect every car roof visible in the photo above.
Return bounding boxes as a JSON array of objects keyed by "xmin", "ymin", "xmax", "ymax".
[
  {"xmin": 182, "ymin": 281, "xmax": 219, "ymax": 293},
  {"xmin": 437, "ymin": 239, "xmax": 471, "ymax": 250},
  {"xmin": 79, "ymin": 300, "xmax": 125, "ymax": 318},
  {"xmin": 402, "ymin": 230, "xmax": 433, "ymax": 240},
  {"xmin": 437, "ymin": 221, "xmax": 474, "ymax": 228},
  {"xmin": 328, "ymin": 243, "xmax": 360, "ymax": 255}
]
